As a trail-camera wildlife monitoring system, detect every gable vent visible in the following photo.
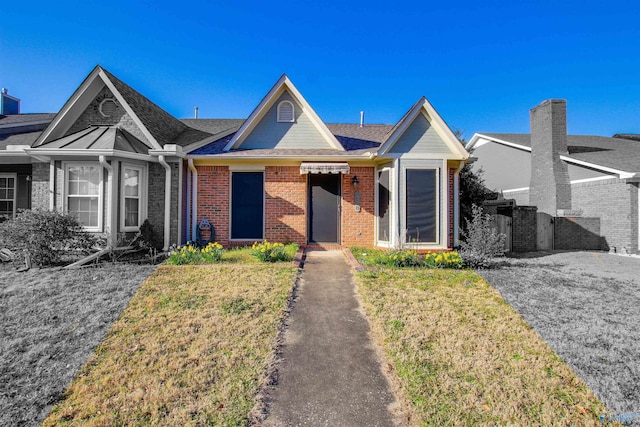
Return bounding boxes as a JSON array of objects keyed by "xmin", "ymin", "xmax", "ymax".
[{"xmin": 277, "ymin": 100, "xmax": 295, "ymax": 123}]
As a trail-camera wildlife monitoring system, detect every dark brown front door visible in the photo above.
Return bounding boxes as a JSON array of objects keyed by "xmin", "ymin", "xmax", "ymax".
[{"xmin": 308, "ymin": 174, "xmax": 340, "ymax": 243}]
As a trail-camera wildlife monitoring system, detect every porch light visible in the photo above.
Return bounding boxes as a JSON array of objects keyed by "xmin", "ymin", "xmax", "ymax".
[{"xmin": 351, "ymin": 175, "xmax": 359, "ymax": 188}]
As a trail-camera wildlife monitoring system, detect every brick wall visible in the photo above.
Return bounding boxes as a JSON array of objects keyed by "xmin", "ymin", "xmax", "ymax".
[
  {"xmin": 31, "ymin": 162, "xmax": 50, "ymax": 210},
  {"xmin": 196, "ymin": 166, "xmax": 230, "ymax": 245},
  {"xmin": 341, "ymin": 167, "xmax": 375, "ymax": 247},
  {"xmin": 571, "ymin": 179, "xmax": 637, "ymax": 252},
  {"xmin": 554, "ymin": 217, "xmax": 603, "ymax": 250},
  {"xmin": 265, "ymin": 166, "xmax": 307, "ymax": 244},
  {"xmin": 66, "ymin": 87, "xmax": 151, "ymax": 145},
  {"xmin": 147, "ymin": 161, "xmax": 181, "ymax": 246},
  {"xmin": 512, "ymin": 206, "xmax": 537, "ymax": 252}
]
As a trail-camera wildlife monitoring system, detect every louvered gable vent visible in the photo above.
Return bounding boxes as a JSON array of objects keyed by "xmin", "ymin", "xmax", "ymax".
[{"xmin": 277, "ymin": 100, "xmax": 295, "ymax": 122}]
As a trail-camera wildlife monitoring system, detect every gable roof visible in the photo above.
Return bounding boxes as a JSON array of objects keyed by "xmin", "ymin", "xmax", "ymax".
[
  {"xmin": 34, "ymin": 66, "xmax": 190, "ymax": 150},
  {"xmin": 377, "ymin": 97, "xmax": 468, "ymax": 159},
  {"xmin": 0, "ymin": 113, "xmax": 56, "ymax": 126},
  {"xmin": 223, "ymin": 75, "xmax": 344, "ymax": 151},
  {"xmin": 469, "ymin": 132, "xmax": 640, "ymax": 176}
]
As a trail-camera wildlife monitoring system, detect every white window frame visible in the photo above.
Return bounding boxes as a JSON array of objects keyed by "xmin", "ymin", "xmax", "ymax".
[
  {"xmin": 63, "ymin": 162, "xmax": 103, "ymax": 232},
  {"xmin": 277, "ymin": 100, "xmax": 295, "ymax": 123},
  {"xmin": 402, "ymin": 166, "xmax": 440, "ymax": 246},
  {"xmin": 0, "ymin": 173, "xmax": 17, "ymax": 220},
  {"xmin": 229, "ymin": 170, "xmax": 265, "ymax": 241},
  {"xmin": 120, "ymin": 163, "xmax": 147, "ymax": 232},
  {"xmin": 375, "ymin": 166, "xmax": 393, "ymax": 247}
]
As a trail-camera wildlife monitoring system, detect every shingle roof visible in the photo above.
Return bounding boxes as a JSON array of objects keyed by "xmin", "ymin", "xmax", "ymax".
[
  {"xmin": 0, "ymin": 131, "xmax": 43, "ymax": 150},
  {"xmin": 0, "ymin": 113, "xmax": 56, "ymax": 126},
  {"xmin": 102, "ymin": 68, "xmax": 188, "ymax": 146},
  {"xmin": 189, "ymin": 123, "xmax": 392, "ymax": 156},
  {"xmin": 479, "ymin": 132, "xmax": 640, "ymax": 173}
]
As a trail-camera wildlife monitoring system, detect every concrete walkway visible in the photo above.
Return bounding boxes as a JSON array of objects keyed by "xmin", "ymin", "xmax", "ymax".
[{"xmin": 263, "ymin": 250, "xmax": 397, "ymax": 427}]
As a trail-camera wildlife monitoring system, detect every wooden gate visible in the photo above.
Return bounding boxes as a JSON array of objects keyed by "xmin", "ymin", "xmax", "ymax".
[
  {"xmin": 493, "ymin": 214, "xmax": 512, "ymax": 253},
  {"xmin": 537, "ymin": 213, "xmax": 554, "ymax": 251}
]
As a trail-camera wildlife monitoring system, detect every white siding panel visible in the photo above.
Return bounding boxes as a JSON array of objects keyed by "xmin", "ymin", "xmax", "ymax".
[{"xmin": 240, "ymin": 91, "xmax": 332, "ymax": 149}]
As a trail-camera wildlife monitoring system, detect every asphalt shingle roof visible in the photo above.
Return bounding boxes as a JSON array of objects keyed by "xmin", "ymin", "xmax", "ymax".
[
  {"xmin": 189, "ymin": 123, "xmax": 393, "ymax": 156},
  {"xmin": 479, "ymin": 132, "xmax": 640, "ymax": 173},
  {"xmin": 0, "ymin": 131, "xmax": 43, "ymax": 150},
  {"xmin": 0, "ymin": 113, "xmax": 56, "ymax": 125}
]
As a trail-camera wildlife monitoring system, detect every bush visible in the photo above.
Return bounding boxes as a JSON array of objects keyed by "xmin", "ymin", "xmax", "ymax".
[
  {"xmin": 459, "ymin": 204, "xmax": 506, "ymax": 268},
  {"xmin": 166, "ymin": 242, "xmax": 224, "ymax": 265},
  {"xmin": 0, "ymin": 209, "xmax": 97, "ymax": 266},
  {"xmin": 424, "ymin": 251, "xmax": 464, "ymax": 269},
  {"xmin": 251, "ymin": 241, "xmax": 297, "ymax": 262},
  {"xmin": 137, "ymin": 219, "xmax": 163, "ymax": 250}
]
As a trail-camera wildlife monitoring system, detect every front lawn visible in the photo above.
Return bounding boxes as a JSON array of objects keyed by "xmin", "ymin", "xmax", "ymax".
[
  {"xmin": 0, "ymin": 264, "xmax": 155, "ymax": 427},
  {"xmin": 43, "ymin": 264, "xmax": 298, "ymax": 426},
  {"xmin": 355, "ymin": 268, "xmax": 614, "ymax": 426}
]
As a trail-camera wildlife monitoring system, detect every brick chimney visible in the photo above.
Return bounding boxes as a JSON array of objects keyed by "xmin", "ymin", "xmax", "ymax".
[{"xmin": 529, "ymin": 99, "xmax": 572, "ymax": 215}]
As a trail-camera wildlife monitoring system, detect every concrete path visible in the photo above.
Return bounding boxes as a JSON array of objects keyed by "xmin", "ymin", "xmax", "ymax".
[{"xmin": 263, "ymin": 250, "xmax": 397, "ymax": 427}]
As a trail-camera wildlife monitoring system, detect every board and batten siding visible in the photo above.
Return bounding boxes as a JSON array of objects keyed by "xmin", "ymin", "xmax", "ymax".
[
  {"xmin": 389, "ymin": 113, "xmax": 453, "ymax": 155},
  {"xmin": 239, "ymin": 91, "xmax": 332, "ymax": 150}
]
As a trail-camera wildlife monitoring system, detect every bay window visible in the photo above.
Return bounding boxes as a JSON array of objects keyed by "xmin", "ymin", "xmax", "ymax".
[{"xmin": 65, "ymin": 164, "xmax": 102, "ymax": 231}]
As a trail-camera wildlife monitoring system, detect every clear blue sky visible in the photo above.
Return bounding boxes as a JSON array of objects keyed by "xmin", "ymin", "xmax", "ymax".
[{"xmin": 2, "ymin": 0, "xmax": 640, "ymax": 140}]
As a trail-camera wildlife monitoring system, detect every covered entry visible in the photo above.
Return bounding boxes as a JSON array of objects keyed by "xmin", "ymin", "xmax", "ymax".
[{"xmin": 301, "ymin": 162, "xmax": 348, "ymax": 244}]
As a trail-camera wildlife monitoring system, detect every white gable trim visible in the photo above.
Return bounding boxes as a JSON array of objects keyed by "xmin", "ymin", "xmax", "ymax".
[
  {"xmin": 378, "ymin": 97, "xmax": 468, "ymax": 159},
  {"xmin": 34, "ymin": 66, "xmax": 162, "ymax": 151},
  {"xmin": 223, "ymin": 75, "xmax": 344, "ymax": 151},
  {"xmin": 468, "ymin": 133, "xmax": 635, "ymax": 178}
]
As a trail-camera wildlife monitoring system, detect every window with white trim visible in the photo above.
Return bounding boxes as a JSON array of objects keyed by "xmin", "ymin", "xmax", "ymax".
[
  {"xmin": 65, "ymin": 163, "xmax": 102, "ymax": 231},
  {"xmin": 121, "ymin": 165, "xmax": 145, "ymax": 231},
  {"xmin": 277, "ymin": 100, "xmax": 295, "ymax": 122},
  {"xmin": 0, "ymin": 174, "xmax": 16, "ymax": 221},
  {"xmin": 405, "ymin": 168, "xmax": 438, "ymax": 243}
]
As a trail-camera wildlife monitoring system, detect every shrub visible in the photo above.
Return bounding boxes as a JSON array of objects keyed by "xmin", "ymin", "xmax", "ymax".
[
  {"xmin": 459, "ymin": 204, "xmax": 506, "ymax": 268},
  {"xmin": 166, "ymin": 242, "xmax": 224, "ymax": 265},
  {"xmin": 251, "ymin": 241, "xmax": 297, "ymax": 262},
  {"xmin": 137, "ymin": 219, "xmax": 163, "ymax": 250},
  {"xmin": 0, "ymin": 209, "xmax": 97, "ymax": 266},
  {"xmin": 424, "ymin": 251, "xmax": 464, "ymax": 269}
]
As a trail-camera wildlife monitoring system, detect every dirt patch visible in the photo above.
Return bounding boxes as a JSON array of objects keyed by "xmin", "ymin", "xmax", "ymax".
[
  {"xmin": 480, "ymin": 251, "xmax": 640, "ymax": 421},
  {"xmin": 0, "ymin": 263, "xmax": 155, "ymax": 426}
]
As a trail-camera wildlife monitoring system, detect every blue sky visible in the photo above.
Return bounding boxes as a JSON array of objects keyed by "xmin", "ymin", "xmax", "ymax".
[{"xmin": 2, "ymin": 0, "xmax": 640, "ymax": 140}]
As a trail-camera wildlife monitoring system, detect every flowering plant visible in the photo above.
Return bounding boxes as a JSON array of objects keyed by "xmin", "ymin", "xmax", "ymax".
[
  {"xmin": 251, "ymin": 240, "xmax": 290, "ymax": 262},
  {"xmin": 424, "ymin": 251, "xmax": 463, "ymax": 269},
  {"xmin": 167, "ymin": 242, "xmax": 224, "ymax": 265}
]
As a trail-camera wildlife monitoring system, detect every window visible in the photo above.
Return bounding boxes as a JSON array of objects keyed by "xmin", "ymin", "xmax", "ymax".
[
  {"xmin": 405, "ymin": 169, "xmax": 438, "ymax": 243},
  {"xmin": 121, "ymin": 165, "xmax": 145, "ymax": 231},
  {"xmin": 231, "ymin": 172, "xmax": 264, "ymax": 239},
  {"xmin": 0, "ymin": 174, "xmax": 16, "ymax": 220},
  {"xmin": 65, "ymin": 164, "xmax": 101, "ymax": 231},
  {"xmin": 377, "ymin": 169, "xmax": 391, "ymax": 242},
  {"xmin": 277, "ymin": 100, "xmax": 295, "ymax": 122}
]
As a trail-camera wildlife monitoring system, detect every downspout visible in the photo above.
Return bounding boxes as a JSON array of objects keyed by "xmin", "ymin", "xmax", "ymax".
[
  {"xmin": 188, "ymin": 158, "xmax": 198, "ymax": 242},
  {"xmin": 453, "ymin": 161, "xmax": 465, "ymax": 247},
  {"xmin": 158, "ymin": 155, "xmax": 172, "ymax": 251},
  {"xmin": 49, "ymin": 160, "xmax": 55, "ymax": 210},
  {"xmin": 98, "ymin": 156, "xmax": 114, "ymax": 248}
]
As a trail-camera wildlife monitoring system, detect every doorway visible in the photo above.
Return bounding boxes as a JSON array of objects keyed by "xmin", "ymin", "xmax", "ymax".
[{"xmin": 308, "ymin": 174, "xmax": 341, "ymax": 243}]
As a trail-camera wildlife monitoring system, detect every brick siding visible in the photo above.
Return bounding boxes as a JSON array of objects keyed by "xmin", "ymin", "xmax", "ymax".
[
  {"xmin": 554, "ymin": 217, "xmax": 603, "ymax": 250},
  {"xmin": 196, "ymin": 166, "xmax": 231, "ymax": 245},
  {"xmin": 264, "ymin": 166, "xmax": 307, "ymax": 244},
  {"xmin": 147, "ymin": 161, "xmax": 181, "ymax": 246},
  {"xmin": 512, "ymin": 206, "xmax": 537, "ymax": 252},
  {"xmin": 31, "ymin": 162, "xmax": 50, "ymax": 210},
  {"xmin": 341, "ymin": 167, "xmax": 375, "ymax": 247}
]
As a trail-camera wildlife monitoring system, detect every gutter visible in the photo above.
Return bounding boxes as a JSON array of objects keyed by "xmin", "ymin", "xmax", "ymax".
[
  {"xmin": 158, "ymin": 155, "xmax": 172, "ymax": 251},
  {"xmin": 98, "ymin": 155, "xmax": 115, "ymax": 248},
  {"xmin": 188, "ymin": 158, "xmax": 198, "ymax": 242}
]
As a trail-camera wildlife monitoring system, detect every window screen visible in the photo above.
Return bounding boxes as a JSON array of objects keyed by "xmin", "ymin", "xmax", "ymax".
[
  {"xmin": 231, "ymin": 172, "xmax": 264, "ymax": 239},
  {"xmin": 405, "ymin": 169, "xmax": 437, "ymax": 243},
  {"xmin": 378, "ymin": 170, "xmax": 391, "ymax": 242}
]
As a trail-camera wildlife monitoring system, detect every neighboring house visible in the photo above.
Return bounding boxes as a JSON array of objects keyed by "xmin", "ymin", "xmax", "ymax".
[
  {"xmin": 0, "ymin": 103, "xmax": 56, "ymax": 220},
  {"xmin": 5, "ymin": 65, "xmax": 469, "ymax": 250},
  {"xmin": 467, "ymin": 99, "xmax": 640, "ymax": 253}
]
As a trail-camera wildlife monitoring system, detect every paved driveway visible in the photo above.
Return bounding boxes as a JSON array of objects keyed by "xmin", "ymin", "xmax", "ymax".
[{"xmin": 479, "ymin": 251, "xmax": 640, "ymax": 420}]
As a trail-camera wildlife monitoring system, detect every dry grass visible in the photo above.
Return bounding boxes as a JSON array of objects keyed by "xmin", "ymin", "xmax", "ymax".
[
  {"xmin": 0, "ymin": 263, "xmax": 155, "ymax": 427},
  {"xmin": 42, "ymin": 264, "xmax": 298, "ymax": 426},
  {"xmin": 355, "ymin": 268, "xmax": 618, "ymax": 426}
]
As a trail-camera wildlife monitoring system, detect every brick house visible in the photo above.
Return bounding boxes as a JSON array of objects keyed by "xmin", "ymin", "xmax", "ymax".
[
  {"xmin": 467, "ymin": 99, "xmax": 640, "ymax": 253},
  {"xmin": 3, "ymin": 66, "xmax": 469, "ymax": 250}
]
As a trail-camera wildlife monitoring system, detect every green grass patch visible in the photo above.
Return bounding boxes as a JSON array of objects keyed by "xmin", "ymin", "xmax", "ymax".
[
  {"xmin": 43, "ymin": 264, "xmax": 298, "ymax": 426},
  {"xmin": 355, "ymin": 268, "xmax": 615, "ymax": 426},
  {"xmin": 351, "ymin": 247, "xmax": 463, "ymax": 269}
]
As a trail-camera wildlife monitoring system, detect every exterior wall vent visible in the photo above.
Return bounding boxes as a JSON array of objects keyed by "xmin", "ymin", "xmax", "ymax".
[{"xmin": 277, "ymin": 100, "xmax": 295, "ymax": 123}]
